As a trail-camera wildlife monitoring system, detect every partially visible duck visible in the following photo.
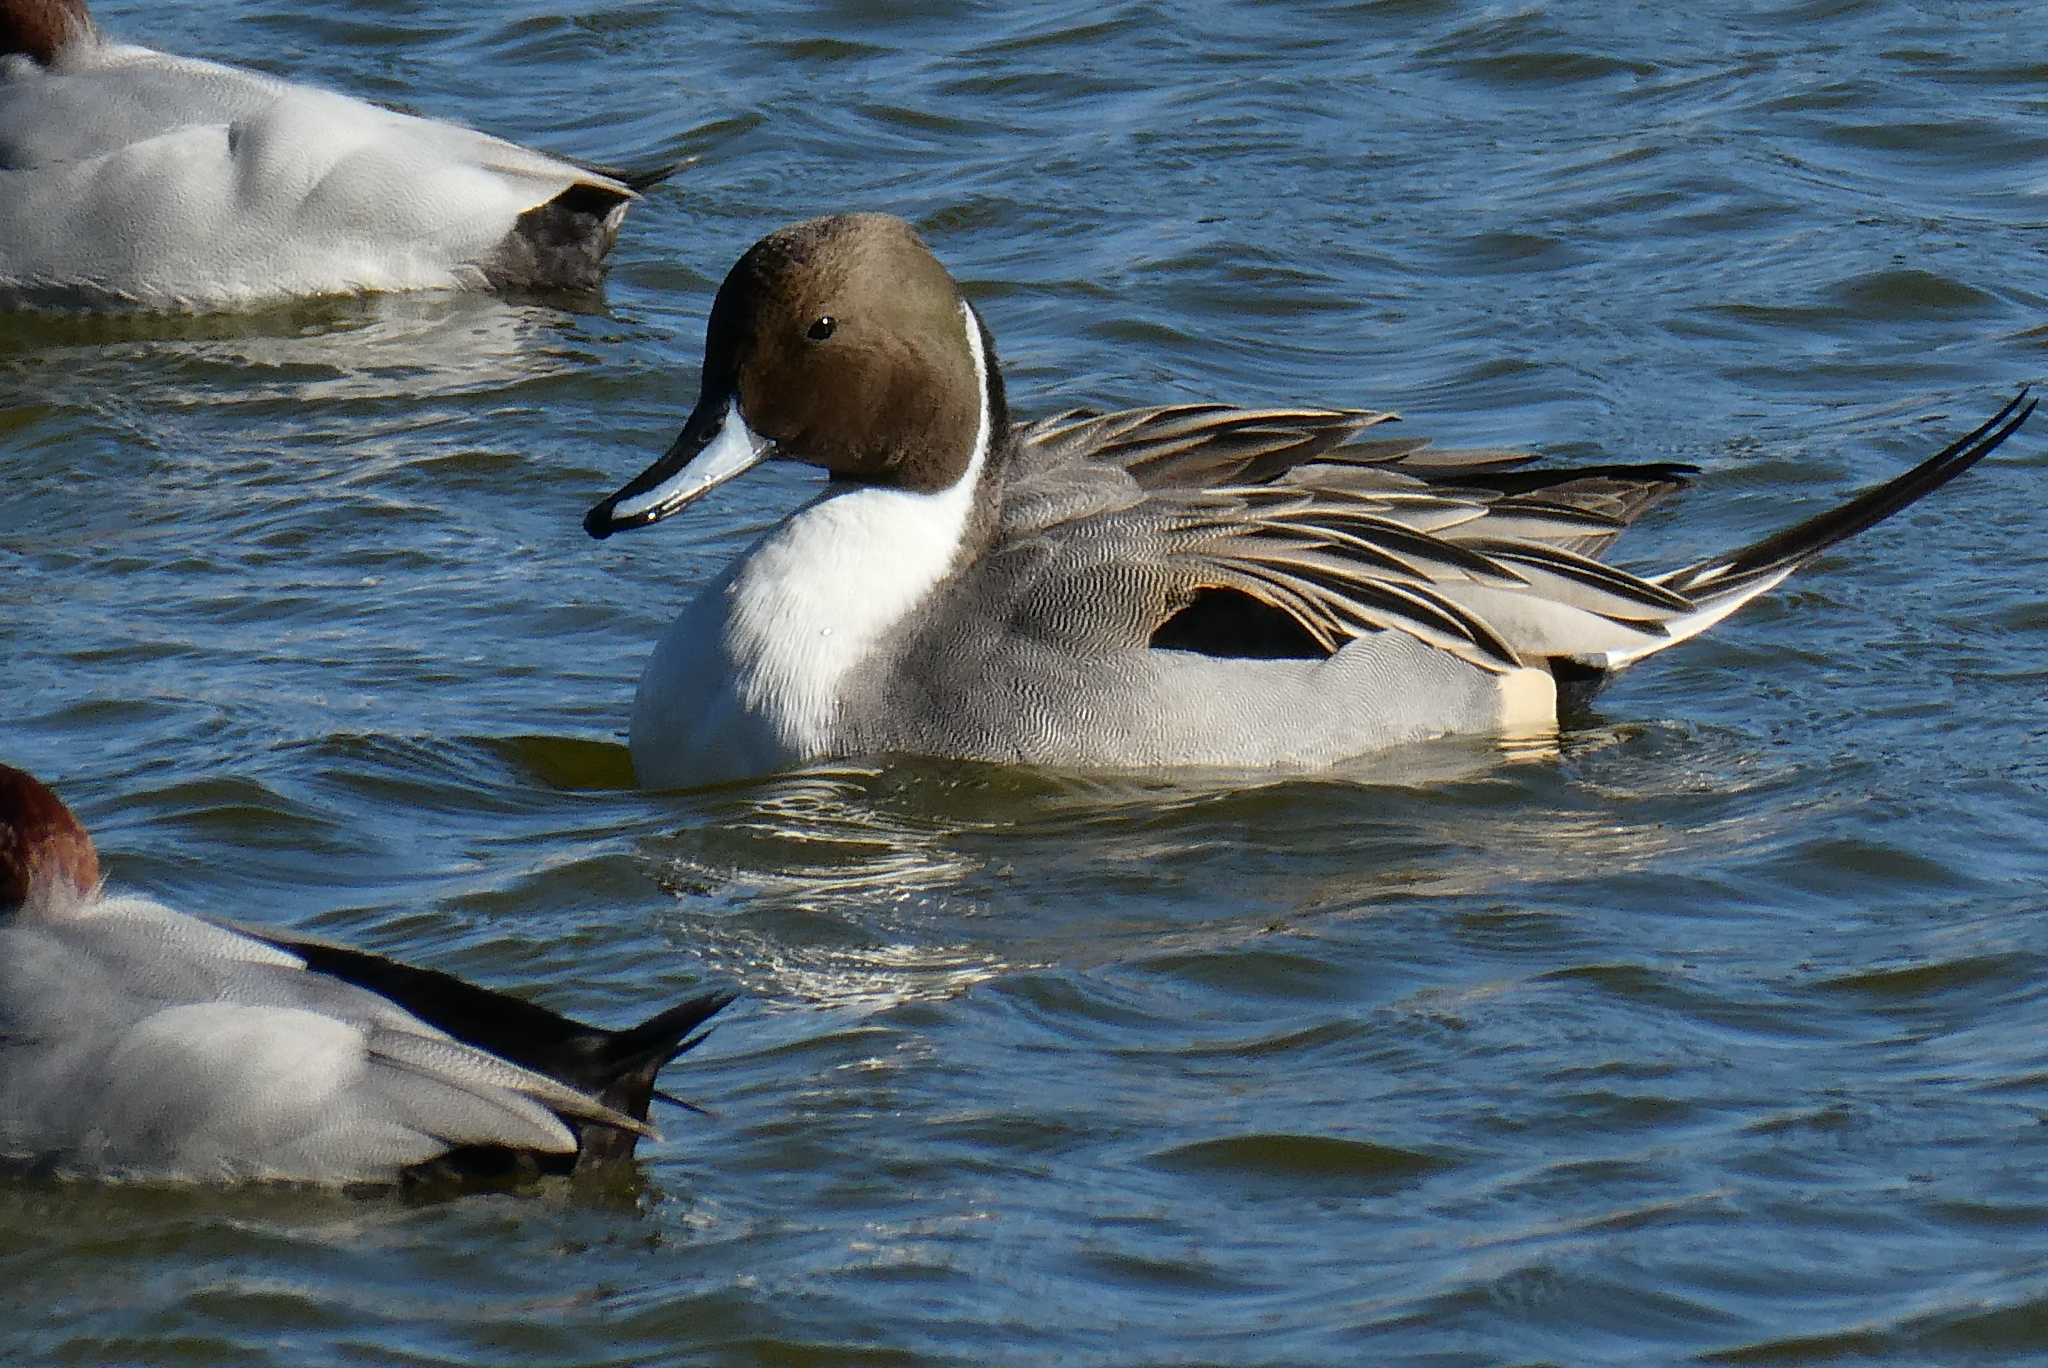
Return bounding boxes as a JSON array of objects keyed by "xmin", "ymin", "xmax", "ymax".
[
  {"xmin": 584, "ymin": 213, "xmax": 2034, "ymax": 790},
  {"xmin": 0, "ymin": 763, "xmax": 733, "ymax": 1185},
  {"xmin": 0, "ymin": 0, "xmax": 674, "ymax": 309}
]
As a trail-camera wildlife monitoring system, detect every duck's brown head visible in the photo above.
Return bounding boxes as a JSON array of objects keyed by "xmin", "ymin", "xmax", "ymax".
[{"xmin": 0, "ymin": 763, "xmax": 99, "ymax": 917}]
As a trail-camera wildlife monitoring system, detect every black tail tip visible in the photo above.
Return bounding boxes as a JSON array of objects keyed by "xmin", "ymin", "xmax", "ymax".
[{"xmin": 634, "ymin": 987, "xmax": 741, "ymax": 1063}]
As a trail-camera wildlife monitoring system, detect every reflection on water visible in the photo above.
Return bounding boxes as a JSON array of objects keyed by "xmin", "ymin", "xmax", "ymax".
[
  {"xmin": 609, "ymin": 722, "xmax": 1825, "ymax": 1015},
  {"xmin": 6, "ymin": 0, "xmax": 2048, "ymax": 1363},
  {"xmin": 0, "ymin": 290, "xmax": 578, "ymax": 407}
]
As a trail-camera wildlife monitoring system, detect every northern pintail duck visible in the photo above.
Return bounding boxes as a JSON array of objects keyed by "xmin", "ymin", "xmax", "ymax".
[
  {"xmin": 585, "ymin": 213, "xmax": 2033, "ymax": 790},
  {"xmin": 0, "ymin": 0, "xmax": 673, "ymax": 309},
  {"xmin": 0, "ymin": 764, "xmax": 732, "ymax": 1185}
]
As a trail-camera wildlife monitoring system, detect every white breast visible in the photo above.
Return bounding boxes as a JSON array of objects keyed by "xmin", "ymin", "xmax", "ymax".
[{"xmin": 629, "ymin": 303, "xmax": 993, "ymax": 788}]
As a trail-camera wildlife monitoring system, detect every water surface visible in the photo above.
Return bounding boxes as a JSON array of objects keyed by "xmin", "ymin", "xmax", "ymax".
[{"xmin": 5, "ymin": 1, "xmax": 2047, "ymax": 1362}]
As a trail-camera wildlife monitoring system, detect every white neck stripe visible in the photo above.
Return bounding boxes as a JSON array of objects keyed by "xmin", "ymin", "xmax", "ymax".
[{"xmin": 959, "ymin": 299, "xmax": 992, "ymax": 485}]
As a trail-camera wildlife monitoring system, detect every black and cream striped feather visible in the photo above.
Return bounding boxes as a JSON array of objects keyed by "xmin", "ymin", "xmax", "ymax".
[{"xmin": 1002, "ymin": 390, "xmax": 2033, "ymax": 679}]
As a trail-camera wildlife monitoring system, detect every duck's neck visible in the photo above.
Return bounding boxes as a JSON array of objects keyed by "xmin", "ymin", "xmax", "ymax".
[
  {"xmin": 2, "ymin": 0, "xmax": 95, "ymax": 66},
  {"xmin": 714, "ymin": 302, "xmax": 997, "ymax": 754}
]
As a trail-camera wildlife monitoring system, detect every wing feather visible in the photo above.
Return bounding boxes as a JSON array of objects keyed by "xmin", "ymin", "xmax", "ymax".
[{"xmin": 1006, "ymin": 401, "xmax": 1702, "ymax": 669}]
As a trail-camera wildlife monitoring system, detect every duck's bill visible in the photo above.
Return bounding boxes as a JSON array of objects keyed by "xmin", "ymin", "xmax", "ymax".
[{"xmin": 585, "ymin": 402, "xmax": 774, "ymax": 539}]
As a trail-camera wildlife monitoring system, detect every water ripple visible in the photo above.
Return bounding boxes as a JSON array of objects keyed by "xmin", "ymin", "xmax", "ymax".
[{"xmin": 6, "ymin": 0, "xmax": 2048, "ymax": 1363}]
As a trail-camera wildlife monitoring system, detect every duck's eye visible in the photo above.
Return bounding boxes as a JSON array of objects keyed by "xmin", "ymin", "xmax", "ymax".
[{"xmin": 806, "ymin": 316, "xmax": 836, "ymax": 342}]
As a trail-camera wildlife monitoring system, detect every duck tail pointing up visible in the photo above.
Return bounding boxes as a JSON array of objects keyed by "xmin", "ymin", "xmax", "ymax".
[
  {"xmin": 572, "ymin": 988, "xmax": 737, "ymax": 1170},
  {"xmin": 1589, "ymin": 387, "xmax": 2035, "ymax": 672}
]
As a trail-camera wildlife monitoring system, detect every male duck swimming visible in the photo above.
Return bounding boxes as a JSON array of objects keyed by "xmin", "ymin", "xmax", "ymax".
[
  {"xmin": 586, "ymin": 213, "xmax": 2033, "ymax": 790},
  {"xmin": 0, "ymin": 0, "xmax": 671, "ymax": 309},
  {"xmin": 0, "ymin": 764, "xmax": 732, "ymax": 1185}
]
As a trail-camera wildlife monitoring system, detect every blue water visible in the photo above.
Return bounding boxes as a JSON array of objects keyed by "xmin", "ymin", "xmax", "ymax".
[{"xmin": 5, "ymin": 1, "xmax": 2048, "ymax": 1362}]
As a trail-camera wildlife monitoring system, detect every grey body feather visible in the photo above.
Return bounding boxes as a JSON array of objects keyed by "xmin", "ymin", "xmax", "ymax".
[
  {"xmin": 831, "ymin": 395, "xmax": 2029, "ymax": 766},
  {"xmin": 0, "ymin": 892, "xmax": 660, "ymax": 1183},
  {"xmin": 831, "ymin": 405, "xmax": 1688, "ymax": 766},
  {"xmin": 0, "ymin": 39, "xmax": 649, "ymax": 306}
]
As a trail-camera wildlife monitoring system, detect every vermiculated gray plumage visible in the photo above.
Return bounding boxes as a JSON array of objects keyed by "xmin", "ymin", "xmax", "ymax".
[{"xmin": 0, "ymin": 764, "xmax": 733, "ymax": 1187}]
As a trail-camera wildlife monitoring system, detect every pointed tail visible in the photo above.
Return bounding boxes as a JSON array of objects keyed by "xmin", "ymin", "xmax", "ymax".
[
  {"xmin": 574, "ymin": 154, "xmax": 695, "ymax": 194},
  {"xmin": 573, "ymin": 988, "xmax": 737, "ymax": 1170},
  {"xmin": 1592, "ymin": 388, "xmax": 2034, "ymax": 670}
]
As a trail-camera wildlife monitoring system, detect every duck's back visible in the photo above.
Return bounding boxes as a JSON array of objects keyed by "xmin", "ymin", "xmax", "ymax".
[
  {"xmin": 830, "ymin": 406, "xmax": 1705, "ymax": 770},
  {"xmin": 0, "ymin": 44, "xmax": 290, "ymax": 163},
  {"xmin": 0, "ymin": 893, "xmax": 579, "ymax": 1182},
  {"xmin": 0, "ymin": 42, "xmax": 635, "ymax": 307},
  {"xmin": 829, "ymin": 428, "xmax": 1503, "ymax": 771}
]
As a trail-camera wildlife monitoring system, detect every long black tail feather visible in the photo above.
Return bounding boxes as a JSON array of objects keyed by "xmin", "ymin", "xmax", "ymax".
[{"xmin": 1661, "ymin": 388, "xmax": 2034, "ymax": 598}]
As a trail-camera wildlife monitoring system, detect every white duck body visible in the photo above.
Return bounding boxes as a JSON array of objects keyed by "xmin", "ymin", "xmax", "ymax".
[
  {"xmin": 0, "ymin": 765, "xmax": 731, "ymax": 1185},
  {"xmin": 1, "ymin": 892, "xmax": 580, "ymax": 1182},
  {"xmin": 0, "ymin": 31, "xmax": 649, "ymax": 308}
]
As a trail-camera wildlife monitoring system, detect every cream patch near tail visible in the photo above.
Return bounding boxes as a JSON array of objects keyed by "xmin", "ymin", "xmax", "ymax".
[{"xmin": 1495, "ymin": 666, "xmax": 1559, "ymax": 740}]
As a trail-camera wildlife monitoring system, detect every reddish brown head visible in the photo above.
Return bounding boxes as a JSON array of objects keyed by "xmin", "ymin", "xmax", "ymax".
[
  {"xmin": 0, "ymin": 764, "xmax": 100, "ymax": 916},
  {"xmin": 1, "ymin": 0, "xmax": 95, "ymax": 66}
]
